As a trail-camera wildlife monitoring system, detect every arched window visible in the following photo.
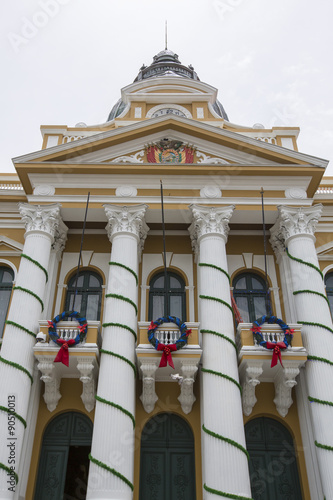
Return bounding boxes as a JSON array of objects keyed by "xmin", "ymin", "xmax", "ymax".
[
  {"xmin": 140, "ymin": 413, "xmax": 196, "ymax": 500},
  {"xmin": 149, "ymin": 271, "xmax": 186, "ymax": 320},
  {"xmin": 325, "ymin": 271, "xmax": 333, "ymax": 318},
  {"xmin": 233, "ymin": 272, "xmax": 270, "ymax": 323},
  {"xmin": 0, "ymin": 266, "xmax": 14, "ymax": 337},
  {"xmin": 34, "ymin": 412, "xmax": 92, "ymax": 499},
  {"xmin": 65, "ymin": 270, "xmax": 102, "ymax": 321},
  {"xmin": 245, "ymin": 417, "xmax": 302, "ymax": 499}
]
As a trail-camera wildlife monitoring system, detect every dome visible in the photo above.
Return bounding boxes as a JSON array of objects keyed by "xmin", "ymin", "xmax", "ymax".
[
  {"xmin": 134, "ymin": 49, "xmax": 200, "ymax": 82},
  {"xmin": 107, "ymin": 49, "xmax": 229, "ymax": 122}
]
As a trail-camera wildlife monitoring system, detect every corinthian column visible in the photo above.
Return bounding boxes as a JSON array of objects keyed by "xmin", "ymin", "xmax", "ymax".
[
  {"xmin": 189, "ymin": 205, "xmax": 252, "ymax": 500},
  {"xmin": 87, "ymin": 205, "xmax": 148, "ymax": 500},
  {"xmin": 0, "ymin": 203, "xmax": 65, "ymax": 498},
  {"xmin": 271, "ymin": 204, "xmax": 333, "ymax": 499}
]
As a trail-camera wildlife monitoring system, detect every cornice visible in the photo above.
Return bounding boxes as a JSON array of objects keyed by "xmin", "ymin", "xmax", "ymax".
[{"xmin": 12, "ymin": 115, "xmax": 329, "ymax": 169}]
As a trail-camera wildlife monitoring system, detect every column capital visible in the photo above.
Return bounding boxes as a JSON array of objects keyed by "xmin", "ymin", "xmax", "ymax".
[
  {"xmin": 19, "ymin": 203, "xmax": 63, "ymax": 240},
  {"xmin": 273, "ymin": 204, "xmax": 322, "ymax": 244},
  {"xmin": 104, "ymin": 204, "xmax": 149, "ymax": 248},
  {"xmin": 52, "ymin": 219, "xmax": 68, "ymax": 255},
  {"xmin": 188, "ymin": 204, "xmax": 234, "ymax": 252}
]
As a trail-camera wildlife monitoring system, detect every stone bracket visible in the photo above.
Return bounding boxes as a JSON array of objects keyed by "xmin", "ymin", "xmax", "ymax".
[
  {"xmin": 36, "ymin": 356, "xmax": 61, "ymax": 412},
  {"xmin": 36, "ymin": 353, "xmax": 99, "ymax": 413},
  {"xmin": 140, "ymin": 360, "xmax": 159, "ymax": 413},
  {"xmin": 77, "ymin": 357, "xmax": 97, "ymax": 412},
  {"xmin": 177, "ymin": 361, "xmax": 198, "ymax": 414},
  {"xmin": 240, "ymin": 362, "xmax": 263, "ymax": 416},
  {"xmin": 274, "ymin": 362, "xmax": 300, "ymax": 417}
]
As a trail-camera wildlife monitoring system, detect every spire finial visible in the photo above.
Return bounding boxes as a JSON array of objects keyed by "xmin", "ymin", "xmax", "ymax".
[{"xmin": 165, "ymin": 20, "xmax": 168, "ymax": 50}]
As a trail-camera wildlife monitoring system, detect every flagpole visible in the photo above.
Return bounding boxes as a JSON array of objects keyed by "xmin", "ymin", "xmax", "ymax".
[
  {"xmin": 73, "ymin": 192, "xmax": 90, "ymax": 312},
  {"xmin": 160, "ymin": 180, "xmax": 169, "ymax": 316}
]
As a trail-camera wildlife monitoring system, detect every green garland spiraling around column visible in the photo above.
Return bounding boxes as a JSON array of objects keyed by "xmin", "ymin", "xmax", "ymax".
[
  {"xmin": 100, "ymin": 349, "xmax": 136, "ymax": 377},
  {"xmin": 95, "ymin": 395, "xmax": 135, "ymax": 429},
  {"xmin": 308, "ymin": 396, "xmax": 333, "ymax": 407},
  {"xmin": 0, "ymin": 462, "xmax": 18, "ymax": 485},
  {"xmin": 109, "ymin": 262, "xmax": 138, "ymax": 285},
  {"xmin": 286, "ymin": 249, "xmax": 333, "ymax": 456},
  {"xmin": 0, "ymin": 357, "xmax": 33, "ymax": 385},
  {"xmin": 315, "ymin": 441, "xmax": 333, "ymax": 452},
  {"xmin": 102, "ymin": 322, "xmax": 137, "ymax": 341},
  {"xmin": 89, "ymin": 454, "xmax": 133, "ymax": 491},
  {"xmin": 199, "ymin": 295, "xmax": 234, "ymax": 315},
  {"xmin": 13, "ymin": 286, "xmax": 44, "ymax": 312},
  {"xmin": 297, "ymin": 321, "xmax": 333, "ymax": 335},
  {"xmin": 308, "ymin": 355, "xmax": 333, "ymax": 366},
  {"xmin": 105, "ymin": 293, "xmax": 137, "ymax": 315},
  {"xmin": 286, "ymin": 248, "xmax": 323, "ymax": 279},
  {"xmin": 200, "ymin": 329, "xmax": 237, "ymax": 351},
  {"xmin": 293, "ymin": 289, "xmax": 330, "ymax": 307},
  {"xmin": 0, "ymin": 405, "xmax": 26, "ymax": 428},
  {"xmin": 20, "ymin": 253, "xmax": 48, "ymax": 283},
  {"xmin": 201, "ymin": 368, "xmax": 241, "ymax": 393},
  {"xmin": 202, "ymin": 425, "xmax": 249, "ymax": 460},
  {"xmin": 199, "ymin": 263, "xmax": 230, "ymax": 282},
  {"xmin": 203, "ymin": 484, "xmax": 253, "ymax": 500},
  {"xmin": 5, "ymin": 320, "xmax": 36, "ymax": 338}
]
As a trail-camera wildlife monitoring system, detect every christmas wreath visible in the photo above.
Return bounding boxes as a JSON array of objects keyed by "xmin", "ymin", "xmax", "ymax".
[
  {"xmin": 148, "ymin": 316, "xmax": 191, "ymax": 369},
  {"xmin": 251, "ymin": 315, "xmax": 294, "ymax": 367},
  {"xmin": 48, "ymin": 311, "xmax": 88, "ymax": 366}
]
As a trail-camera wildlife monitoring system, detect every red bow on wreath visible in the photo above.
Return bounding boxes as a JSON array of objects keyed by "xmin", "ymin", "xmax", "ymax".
[
  {"xmin": 157, "ymin": 343, "xmax": 178, "ymax": 369},
  {"xmin": 266, "ymin": 341, "xmax": 287, "ymax": 368},
  {"xmin": 54, "ymin": 339, "xmax": 76, "ymax": 367}
]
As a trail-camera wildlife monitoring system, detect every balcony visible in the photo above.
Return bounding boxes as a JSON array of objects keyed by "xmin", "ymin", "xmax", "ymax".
[
  {"xmin": 136, "ymin": 322, "xmax": 202, "ymax": 414},
  {"xmin": 236, "ymin": 322, "xmax": 307, "ymax": 417},
  {"xmin": 33, "ymin": 320, "xmax": 101, "ymax": 413}
]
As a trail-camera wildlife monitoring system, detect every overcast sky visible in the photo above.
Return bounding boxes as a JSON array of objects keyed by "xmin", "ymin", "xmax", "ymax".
[{"xmin": 1, "ymin": 0, "xmax": 333, "ymax": 175}]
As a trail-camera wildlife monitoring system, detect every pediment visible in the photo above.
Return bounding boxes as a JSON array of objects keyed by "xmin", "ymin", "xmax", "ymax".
[
  {"xmin": 13, "ymin": 115, "xmax": 326, "ymax": 169},
  {"xmin": 0, "ymin": 236, "xmax": 23, "ymax": 256}
]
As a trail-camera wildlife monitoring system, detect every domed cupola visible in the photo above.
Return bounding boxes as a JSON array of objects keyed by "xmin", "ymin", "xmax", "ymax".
[
  {"xmin": 134, "ymin": 49, "xmax": 200, "ymax": 82},
  {"xmin": 107, "ymin": 48, "xmax": 229, "ymax": 122}
]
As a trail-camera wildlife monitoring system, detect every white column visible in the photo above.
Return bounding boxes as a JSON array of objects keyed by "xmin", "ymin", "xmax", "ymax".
[
  {"xmin": 0, "ymin": 203, "xmax": 65, "ymax": 498},
  {"xmin": 87, "ymin": 205, "xmax": 148, "ymax": 500},
  {"xmin": 272, "ymin": 204, "xmax": 333, "ymax": 499},
  {"xmin": 189, "ymin": 205, "xmax": 252, "ymax": 500}
]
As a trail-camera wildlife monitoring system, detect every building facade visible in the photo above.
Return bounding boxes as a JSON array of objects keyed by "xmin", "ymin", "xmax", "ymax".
[{"xmin": 0, "ymin": 48, "xmax": 333, "ymax": 500}]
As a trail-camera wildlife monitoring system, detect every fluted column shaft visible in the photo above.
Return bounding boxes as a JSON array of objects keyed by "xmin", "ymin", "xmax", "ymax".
[
  {"xmin": 0, "ymin": 204, "xmax": 65, "ymax": 498},
  {"xmin": 87, "ymin": 205, "xmax": 148, "ymax": 500},
  {"xmin": 272, "ymin": 204, "xmax": 333, "ymax": 498},
  {"xmin": 189, "ymin": 205, "xmax": 252, "ymax": 500}
]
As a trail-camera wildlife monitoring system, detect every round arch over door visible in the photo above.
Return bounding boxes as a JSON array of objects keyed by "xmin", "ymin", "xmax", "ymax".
[
  {"xmin": 245, "ymin": 417, "xmax": 302, "ymax": 499},
  {"xmin": 140, "ymin": 413, "xmax": 196, "ymax": 500},
  {"xmin": 34, "ymin": 412, "xmax": 92, "ymax": 500}
]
